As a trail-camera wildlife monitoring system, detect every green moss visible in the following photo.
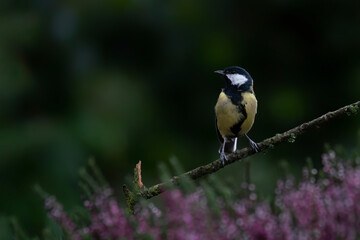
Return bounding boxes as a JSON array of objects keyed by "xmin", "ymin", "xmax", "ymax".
[
  {"xmin": 141, "ymin": 185, "xmax": 161, "ymax": 199},
  {"xmin": 288, "ymin": 133, "xmax": 296, "ymax": 143},
  {"xmin": 349, "ymin": 105, "xmax": 359, "ymax": 115},
  {"xmin": 151, "ymin": 185, "xmax": 161, "ymax": 196},
  {"xmin": 133, "ymin": 166, "xmax": 141, "ymax": 192},
  {"xmin": 122, "ymin": 185, "xmax": 136, "ymax": 214}
]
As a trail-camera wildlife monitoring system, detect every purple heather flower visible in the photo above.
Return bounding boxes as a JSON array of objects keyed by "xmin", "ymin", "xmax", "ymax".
[
  {"xmin": 86, "ymin": 188, "xmax": 134, "ymax": 239},
  {"xmin": 44, "ymin": 196, "xmax": 81, "ymax": 240},
  {"xmin": 44, "ymin": 151, "xmax": 360, "ymax": 240}
]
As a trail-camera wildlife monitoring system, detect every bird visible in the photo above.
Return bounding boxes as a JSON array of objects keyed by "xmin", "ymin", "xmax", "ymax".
[{"xmin": 214, "ymin": 66, "xmax": 259, "ymax": 165}]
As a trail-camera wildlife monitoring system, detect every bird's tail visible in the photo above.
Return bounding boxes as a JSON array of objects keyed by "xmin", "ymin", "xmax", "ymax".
[{"xmin": 219, "ymin": 138, "xmax": 236, "ymax": 154}]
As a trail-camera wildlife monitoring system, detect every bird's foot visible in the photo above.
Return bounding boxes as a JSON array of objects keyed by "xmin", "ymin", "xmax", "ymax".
[
  {"xmin": 220, "ymin": 152, "xmax": 228, "ymax": 166},
  {"xmin": 249, "ymin": 139, "xmax": 259, "ymax": 152}
]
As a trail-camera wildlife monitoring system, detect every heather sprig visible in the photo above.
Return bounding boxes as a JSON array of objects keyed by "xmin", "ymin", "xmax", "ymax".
[{"xmin": 33, "ymin": 149, "xmax": 360, "ymax": 240}]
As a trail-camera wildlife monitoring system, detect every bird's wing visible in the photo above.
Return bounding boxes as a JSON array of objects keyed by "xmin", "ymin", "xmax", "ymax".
[{"xmin": 215, "ymin": 116, "xmax": 224, "ymax": 144}]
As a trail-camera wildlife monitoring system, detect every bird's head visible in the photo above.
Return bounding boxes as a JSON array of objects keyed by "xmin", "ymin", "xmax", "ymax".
[{"xmin": 215, "ymin": 66, "xmax": 253, "ymax": 91}]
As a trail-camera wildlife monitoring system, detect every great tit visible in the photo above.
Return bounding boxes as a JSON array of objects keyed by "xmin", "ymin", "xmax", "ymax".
[{"xmin": 215, "ymin": 66, "xmax": 259, "ymax": 165}]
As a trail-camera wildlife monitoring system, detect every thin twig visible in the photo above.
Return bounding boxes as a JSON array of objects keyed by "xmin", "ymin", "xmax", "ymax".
[
  {"xmin": 124, "ymin": 101, "xmax": 360, "ymax": 208},
  {"xmin": 136, "ymin": 161, "xmax": 143, "ymax": 188}
]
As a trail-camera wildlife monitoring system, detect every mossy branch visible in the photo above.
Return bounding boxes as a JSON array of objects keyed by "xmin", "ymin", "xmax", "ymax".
[{"xmin": 123, "ymin": 101, "xmax": 360, "ymax": 210}]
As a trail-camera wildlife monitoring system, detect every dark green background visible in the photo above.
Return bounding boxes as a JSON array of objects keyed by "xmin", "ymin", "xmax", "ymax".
[{"xmin": 0, "ymin": 0, "xmax": 359, "ymax": 237}]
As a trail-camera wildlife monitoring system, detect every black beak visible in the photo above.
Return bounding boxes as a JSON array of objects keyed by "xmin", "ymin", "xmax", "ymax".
[{"xmin": 214, "ymin": 70, "xmax": 225, "ymax": 75}]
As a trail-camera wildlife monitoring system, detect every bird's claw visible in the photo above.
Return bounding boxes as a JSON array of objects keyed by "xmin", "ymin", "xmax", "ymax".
[
  {"xmin": 220, "ymin": 152, "xmax": 228, "ymax": 166},
  {"xmin": 249, "ymin": 140, "xmax": 259, "ymax": 152}
]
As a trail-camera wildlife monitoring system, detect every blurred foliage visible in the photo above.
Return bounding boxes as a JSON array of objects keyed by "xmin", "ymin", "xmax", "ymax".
[
  {"xmin": 9, "ymin": 145, "xmax": 360, "ymax": 239},
  {"xmin": 0, "ymin": 0, "xmax": 359, "ymax": 237}
]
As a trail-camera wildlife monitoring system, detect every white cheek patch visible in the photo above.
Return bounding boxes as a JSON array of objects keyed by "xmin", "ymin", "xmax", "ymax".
[{"xmin": 226, "ymin": 74, "xmax": 248, "ymax": 87}]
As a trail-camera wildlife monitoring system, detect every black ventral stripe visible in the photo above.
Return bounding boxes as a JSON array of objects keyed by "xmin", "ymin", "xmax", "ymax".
[{"xmin": 230, "ymin": 104, "xmax": 247, "ymax": 136}]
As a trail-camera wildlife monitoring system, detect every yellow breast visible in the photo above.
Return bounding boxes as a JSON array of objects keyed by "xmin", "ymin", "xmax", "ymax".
[
  {"xmin": 215, "ymin": 92, "xmax": 243, "ymax": 138},
  {"xmin": 215, "ymin": 91, "xmax": 257, "ymax": 138}
]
